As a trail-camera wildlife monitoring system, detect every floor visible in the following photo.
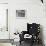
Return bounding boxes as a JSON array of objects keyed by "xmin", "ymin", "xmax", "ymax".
[
  {"xmin": 0, "ymin": 42, "xmax": 43, "ymax": 46},
  {"xmin": 0, "ymin": 43, "xmax": 14, "ymax": 46},
  {"xmin": 0, "ymin": 40, "xmax": 43, "ymax": 46},
  {"xmin": 19, "ymin": 41, "xmax": 43, "ymax": 46}
]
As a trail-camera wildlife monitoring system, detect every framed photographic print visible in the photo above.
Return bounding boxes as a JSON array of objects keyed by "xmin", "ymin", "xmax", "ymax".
[{"xmin": 16, "ymin": 10, "xmax": 26, "ymax": 18}]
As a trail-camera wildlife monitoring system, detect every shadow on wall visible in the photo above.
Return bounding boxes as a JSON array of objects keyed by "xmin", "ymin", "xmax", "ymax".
[{"xmin": 40, "ymin": 25, "xmax": 45, "ymax": 46}]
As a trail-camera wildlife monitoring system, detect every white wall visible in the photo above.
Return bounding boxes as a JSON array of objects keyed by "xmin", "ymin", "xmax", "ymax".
[
  {"xmin": 0, "ymin": 0, "xmax": 8, "ymax": 3},
  {"xmin": 9, "ymin": 0, "xmax": 45, "ymax": 38}
]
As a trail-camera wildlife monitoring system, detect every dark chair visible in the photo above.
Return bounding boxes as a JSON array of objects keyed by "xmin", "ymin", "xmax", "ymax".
[{"xmin": 19, "ymin": 23, "xmax": 40, "ymax": 46}]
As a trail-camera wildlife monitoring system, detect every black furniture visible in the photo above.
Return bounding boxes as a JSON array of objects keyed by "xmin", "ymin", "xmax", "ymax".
[{"xmin": 19, "ymin": 23, "xmax": 40, "ymax": 46}]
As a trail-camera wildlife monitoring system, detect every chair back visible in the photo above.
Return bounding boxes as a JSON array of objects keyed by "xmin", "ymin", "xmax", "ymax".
[{"xmin": 27, "ymin": 23, "xmax": 40, "ymax": 35}]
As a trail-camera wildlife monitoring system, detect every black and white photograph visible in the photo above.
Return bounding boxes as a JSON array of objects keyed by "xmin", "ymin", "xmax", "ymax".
[
  {"xmin": 0, "ymin": 0, "xmax": 46, "ymax": 46},
  {"xmin": 16, "ymin": 10, "xmax": 25, "ymax": 17}
]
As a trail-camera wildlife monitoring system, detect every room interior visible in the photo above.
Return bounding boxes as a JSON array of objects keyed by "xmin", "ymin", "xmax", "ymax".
[{"xmin": 0, "ymin": 0, "xmax": 46, "ymax": 46}]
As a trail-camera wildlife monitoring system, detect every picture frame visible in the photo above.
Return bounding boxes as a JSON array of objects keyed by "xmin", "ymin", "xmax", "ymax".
[{"xmin": 16, "ymin": 10, "xmax": 26, "ymax": 18}]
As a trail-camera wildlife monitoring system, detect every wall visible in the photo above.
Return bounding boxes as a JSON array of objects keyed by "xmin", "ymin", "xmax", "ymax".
[
  {"xmin": 0, "ymin": 0, "xmax": 8, "ymax": 3},
  {"xmin": 9, "ymin": 0, "xmax": 45, "ymax": 39}
]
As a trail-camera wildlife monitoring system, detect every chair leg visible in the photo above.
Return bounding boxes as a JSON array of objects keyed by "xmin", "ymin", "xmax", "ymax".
[{"xmin": 20, "ymin": 41, "xmax": 21, "ymax": 45}]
